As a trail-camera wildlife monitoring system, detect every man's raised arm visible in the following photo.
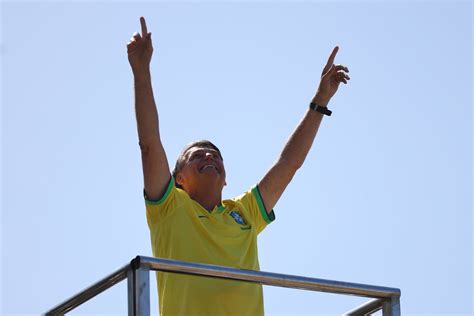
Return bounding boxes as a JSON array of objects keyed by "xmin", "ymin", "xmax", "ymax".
[
  {"xmin": 127, "ymin": 17, "xmax": 171, "ymax": 201},
  {"xmin": 258, "ymin": 47, "xmax": 350, "ymax": 212}
]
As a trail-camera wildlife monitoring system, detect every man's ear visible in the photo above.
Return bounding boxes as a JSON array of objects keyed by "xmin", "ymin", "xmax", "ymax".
[{"xmin": 176, "ymin": 173, "xmax": 184, "ymax": 186}]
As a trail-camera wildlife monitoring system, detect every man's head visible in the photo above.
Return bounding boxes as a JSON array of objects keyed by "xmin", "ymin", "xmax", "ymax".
[{"xmin": 172, "ymin": 140, "xmax": 226, "ymax": 191}]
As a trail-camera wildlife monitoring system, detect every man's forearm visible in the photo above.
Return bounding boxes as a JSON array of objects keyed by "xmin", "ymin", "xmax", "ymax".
[
  {"xmin": 278, "ymin": 105, "xmax": 325, "ymax": 172},
  {"xmin": 257, "ymin": 100, "xmax": 327, "ymax": 212},
  {"xmin": 134, "ymin": 69, "xmax": 161, "ymax": 148}
]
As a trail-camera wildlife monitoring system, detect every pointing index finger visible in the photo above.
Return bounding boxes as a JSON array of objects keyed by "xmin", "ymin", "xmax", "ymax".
[
  {"xmin": 321, "ymin": 46, "xmax": 339, "ymax": 76},
  {"xmin": 140, "ymin": 16, "xmax": 148, "ymax": 37},
  {"xmin": 326, "ymin": 46, "xmax": 339, "ymax": 68}
]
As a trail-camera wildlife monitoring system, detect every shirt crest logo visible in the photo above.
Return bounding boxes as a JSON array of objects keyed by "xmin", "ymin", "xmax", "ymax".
[{"xmin": 229, "ymin": 211, "xmax": 246, "ymax": 225}]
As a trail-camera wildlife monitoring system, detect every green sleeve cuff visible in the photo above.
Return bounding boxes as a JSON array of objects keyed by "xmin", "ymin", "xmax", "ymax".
[
  {"xmin": 144, "ymin": 176, "xmax": 174, "ymax": 205},
  {"xmin": 251, "ymin": 185, "xmax": 276, "ymax": 224}
]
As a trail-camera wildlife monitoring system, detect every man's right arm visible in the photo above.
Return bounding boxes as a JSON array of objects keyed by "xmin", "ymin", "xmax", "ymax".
[{"xmin": 128, "ymin": 17, "xmax": 171, "ymax": 201}]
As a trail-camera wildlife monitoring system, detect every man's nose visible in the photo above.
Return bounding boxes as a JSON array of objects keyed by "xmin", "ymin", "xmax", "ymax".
[{"xmin": 204, "ymin": 152, "xmax": 214, "ymax": 160}]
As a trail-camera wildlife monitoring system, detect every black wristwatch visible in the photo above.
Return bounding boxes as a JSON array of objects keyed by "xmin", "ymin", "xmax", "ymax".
[{"xmin": 309, "ymin": 102, "xmax": 332, "ymax": 116}]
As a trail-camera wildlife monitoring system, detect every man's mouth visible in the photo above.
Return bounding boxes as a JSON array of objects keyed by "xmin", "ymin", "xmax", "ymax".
[{"xmin": 200, "ymin": 164, "xmax": 219, "ymax": 172}]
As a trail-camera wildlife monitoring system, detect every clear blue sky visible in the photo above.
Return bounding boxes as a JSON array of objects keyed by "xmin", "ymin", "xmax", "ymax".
[{"xmin": 1, "ymin": 1, "xmax": 472, "ymax": 315}]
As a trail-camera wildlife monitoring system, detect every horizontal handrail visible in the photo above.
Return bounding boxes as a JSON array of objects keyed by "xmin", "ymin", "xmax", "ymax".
[
  {"xmin": 135, "ymin": 255, "xmax": 401, "ymax": 299},
  {"xmin": 45, "ymin": 255, "xmax": 401, "ymax": 315}
]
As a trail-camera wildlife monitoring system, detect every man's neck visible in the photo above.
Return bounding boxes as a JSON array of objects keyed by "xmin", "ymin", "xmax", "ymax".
[
  {"xmin": 190, "ymin": 191, "xmax": 222, "ymax": 211},
  {"xmin": 186, "ymin": 185, "xmax": 222, "ymax": 211}
]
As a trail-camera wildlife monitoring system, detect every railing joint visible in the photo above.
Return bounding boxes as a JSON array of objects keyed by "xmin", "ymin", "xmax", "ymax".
[{"xmin": 131, "ymin": 255, "xmax": 141, "ymax": 270}]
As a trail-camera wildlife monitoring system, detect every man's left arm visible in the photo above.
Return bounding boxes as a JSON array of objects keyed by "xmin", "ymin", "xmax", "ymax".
[{"xmin": 258, "ymin": 46, "xmax": 350, "ymax": 213}]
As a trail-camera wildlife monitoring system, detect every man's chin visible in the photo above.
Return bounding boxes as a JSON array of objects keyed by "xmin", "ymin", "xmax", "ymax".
[
  {"xmin": 199, "ymin": 168, "xmax": 220, "ymax": 175},
  {"xmin": 199, "ymin": 169, "xmax": 221, "ymax": 177},
  {"xmin": 196, "ymin": 174, "xmax": 225, "ymax": 187}
]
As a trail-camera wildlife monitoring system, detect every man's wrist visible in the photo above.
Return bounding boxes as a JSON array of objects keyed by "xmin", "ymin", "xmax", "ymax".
[
  {"xmin": 133, "ymin": 68, "xmax": 152, "ymax": 84},
  {"xmin": 310, "ymin": 96, "xmax": 329, "ymax": 108}
]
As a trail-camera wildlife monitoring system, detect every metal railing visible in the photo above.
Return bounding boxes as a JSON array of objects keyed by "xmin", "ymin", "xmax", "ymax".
[{"xmin": 45, "ymin": 255, "xmax": 401, "ymax": 315}]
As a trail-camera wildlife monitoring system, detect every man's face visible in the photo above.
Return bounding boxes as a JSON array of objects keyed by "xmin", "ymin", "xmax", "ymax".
[{"xmin": 176, "ymin": 146, "xmax": 226, "ymax": 190}]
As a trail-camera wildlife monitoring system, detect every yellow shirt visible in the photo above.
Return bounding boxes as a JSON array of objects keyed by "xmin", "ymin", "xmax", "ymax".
[{"xmin": 145, "ymin": 177, "xmax": 275, "ymax": 316}]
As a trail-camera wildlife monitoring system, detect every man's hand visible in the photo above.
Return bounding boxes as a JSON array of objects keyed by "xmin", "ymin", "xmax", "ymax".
[
  {"xmin": 127, "ymin": 17, "xmax": 153, "ymax": 75},
  {"xmin": 312, "ymin": 46, "xmax": 350, "ymax": 106}
]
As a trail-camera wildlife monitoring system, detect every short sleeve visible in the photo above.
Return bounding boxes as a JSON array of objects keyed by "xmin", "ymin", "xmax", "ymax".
[
  {"xmin": 144, "ymin": 176, "xmax": 176, "ymax": 229},
  {"xmin": 233, "ymin": 184, "xmax": 276, "ymax": 234}
]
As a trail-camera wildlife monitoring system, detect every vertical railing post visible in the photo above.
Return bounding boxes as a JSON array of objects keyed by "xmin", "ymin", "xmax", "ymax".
[
  {"xmin": 127, "ymin": 267, "xmax": 150, "ymax": 316},
  {"xmin": 390, "ymin": 296, "xmax": 401, "ymax": 316},
  {"xmin": 127, "ymin": 269, "xmax": 134, "ymax": 315},
  {"xmin": 382, "ymin": 296, "xmax": 401, "ymax": 316}
]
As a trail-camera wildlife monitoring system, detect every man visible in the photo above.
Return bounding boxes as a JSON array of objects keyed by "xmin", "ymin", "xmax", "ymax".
[{"xmin": 127, "ymin": 16, "xmax": 349, "ymax": 316}]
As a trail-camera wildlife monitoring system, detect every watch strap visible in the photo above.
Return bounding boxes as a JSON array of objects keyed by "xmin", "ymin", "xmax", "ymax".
[{"xmin": 309, "ymin": 102, "xmax": 332, "ymax": 116}]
